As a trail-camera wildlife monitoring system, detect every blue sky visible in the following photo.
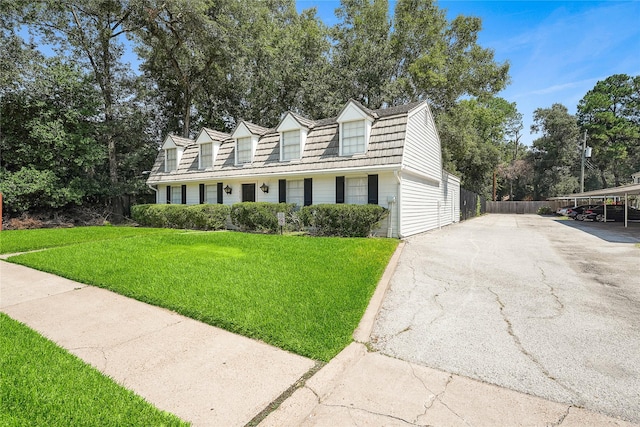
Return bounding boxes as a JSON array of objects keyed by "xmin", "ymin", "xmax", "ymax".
[{"xmin": 297, "ymin": 0, "xmax": 640, "ymax": 146}]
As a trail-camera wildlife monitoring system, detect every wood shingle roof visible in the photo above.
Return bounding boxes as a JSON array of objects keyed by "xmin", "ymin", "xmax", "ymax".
[{"xmin": 148, "ymin": 101, "xmax": 425, "ymax": 183}]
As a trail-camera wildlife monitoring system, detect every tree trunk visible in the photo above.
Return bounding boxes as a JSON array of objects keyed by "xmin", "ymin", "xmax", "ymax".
[{"xmin": 600, "ymin": 168, "xmax": 608, "ymax": 189}]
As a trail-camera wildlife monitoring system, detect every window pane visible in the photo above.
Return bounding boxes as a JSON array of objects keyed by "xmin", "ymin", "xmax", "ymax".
[
  {"xmin": 200, "ymin": 143, "xmax": 212, "ymax": 168},
  {"xmin": 171, "ymin": 186, "xmax": 181, "ymax": 204},
  {"xmin": 282, "ymin": 130, "xmax": 300, "ymax": 161},
  {"xmin": 205, "ymin": 184, "xmax": 216, "ymax": 203},
  {"xmin": 346, "ymin": 177, "xmax": 367, "ymax": 205},
  {"xmin": 342, "ymin": 121, "xmax": 365, "ymax": 155},
  {"xmin": 287, "ymin": 180, "xmax": 304, "ymax": 206},
  {"xmin": 165, "ymin": 148, "xmax": 177, "ymax": 171},
  {"xmin": 237, "ymin": 137, "xmax": 252, "ymax": 163}
]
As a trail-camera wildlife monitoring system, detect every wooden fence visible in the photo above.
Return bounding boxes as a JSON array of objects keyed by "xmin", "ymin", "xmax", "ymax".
[{"xmin": 486, "ymin": 200, "xmax": 565, "ymax": 214}]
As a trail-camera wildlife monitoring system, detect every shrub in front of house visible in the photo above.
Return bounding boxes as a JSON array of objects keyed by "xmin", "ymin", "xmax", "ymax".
[
  {"xmin": 537, "ymin": 206, "xmax": 554, "ymax": 215},
  {"xmin": 230, "ymin": 202, "xmax": 297, "ymax": 233},
  {"xmin": 299, "ymin": 204, "xmax": 388, "ymax": 237},
  {"xmin": 131, "ymin": 204, "xmax": 230, "ymax": 230}
]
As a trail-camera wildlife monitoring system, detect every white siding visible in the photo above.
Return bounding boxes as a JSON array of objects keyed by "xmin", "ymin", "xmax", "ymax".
[
  {"xmin": 399, "ymin": 174, "xmax": 441, "ymax": 237},
  {"xmin": 403, "ymin": 105, "xmax": 441, "ymax": 183}
]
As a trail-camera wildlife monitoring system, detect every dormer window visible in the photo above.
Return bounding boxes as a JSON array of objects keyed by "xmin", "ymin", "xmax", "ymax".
[
  {"xmin": 337, "ymin": 100, "xmax": 375, "ymax": 157},
  {"xmin": 341, "ymin": 120, "xmax": 366, "ymax": 155},
  {"xmin": 276, "ymin": 112, "xmax": 312, "ymax": 162},
  {"xmin": 237, "ymin": 136, "xmax": 252, "ymax": 164},
  {"xmin": 282, "ymin": 130, "xmax": 301, "ymax": 161},
  {"xmin": 165, "ymin": 148, "xmax": 177, "ymax": 172},
  {"xmin": 200, "ymin": 142, "xmax": 213, "ymax": 168}
]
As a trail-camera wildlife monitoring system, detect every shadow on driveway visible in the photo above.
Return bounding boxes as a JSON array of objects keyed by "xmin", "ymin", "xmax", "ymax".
[{"xmin": 554, "ymin": 218, "xmax": 640, "ymax": 244}]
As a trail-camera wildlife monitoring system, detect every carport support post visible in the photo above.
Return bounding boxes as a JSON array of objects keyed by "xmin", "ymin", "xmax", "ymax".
[
  {"xmin": 580, "ymin": 131, "xmax": 587, "ymax": 193},
  {"xmin": 625, "ymin": 193, "xmax": 628, "ymax": 228}
]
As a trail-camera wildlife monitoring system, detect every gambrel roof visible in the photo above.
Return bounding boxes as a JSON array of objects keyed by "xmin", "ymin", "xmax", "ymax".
[{"xmin": 147, "ymin": 100, "xmax": 426, "ymax": 184}]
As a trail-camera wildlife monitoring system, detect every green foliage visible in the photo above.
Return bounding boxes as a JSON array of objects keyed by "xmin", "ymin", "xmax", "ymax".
[
  {"xmin": 0, "ymin": 313, "xmax": 187, "ymax": 426},
  {"xmin": 537, "ymin": 206, "xmax": 554, "ymax": 215},
  {"xmin": 0, "ymin": 167, "xmax": 83, "ymax": 214},
  {"xmin": 131, "ymin": 204, "xmax": 230, "ymax": 230},
  {"xmin": 299, "ymin": 204, "xmax": 388, "ymax": 237},
  {"xmin": 530, "ymin": 103, "xmax": 580, "ymax": 199},
  {"xmin": 8, "ymin": 231, "xmax": 399, "ymax": 361},
  {"xmin": 230, "ymin": 202, "xmax": 296, "ymax": 233},
  {"xmin": 577, "ymin": 74, "xmax": 640, "ymax": 188}
]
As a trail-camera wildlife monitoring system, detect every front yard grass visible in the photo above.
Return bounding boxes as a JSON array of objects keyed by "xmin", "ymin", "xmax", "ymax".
[
  {"xmin": 0, "ymin": 226, "xmax": 178, "ymax": 254},
  {"xmin": 0, "ymin": 313, "xmax": 187, "ymax": 426},
  {"xmin": 7, "ymin": 230, "xmax": 398, "ymax": 361}
]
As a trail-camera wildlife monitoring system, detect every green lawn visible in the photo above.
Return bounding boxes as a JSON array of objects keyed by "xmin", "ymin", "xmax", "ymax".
[
  {"xmin": 6, "ymin": 229, "xmax": 398, "ymax": 361},
  {"xmin": 0, "ymin": 313, "xmax": 187, "ymax": 426},
  {"xmin": 0, "ymin": 226, "xmax": 178, "ymax": 254}
]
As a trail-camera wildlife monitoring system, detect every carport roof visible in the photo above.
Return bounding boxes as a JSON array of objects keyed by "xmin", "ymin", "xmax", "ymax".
[{"xmin": 548, "ymin": 183, "xmax": 640, "ymax": 200}]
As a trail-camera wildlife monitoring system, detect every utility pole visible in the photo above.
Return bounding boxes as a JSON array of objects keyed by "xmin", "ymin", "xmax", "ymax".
[{"xmin": 580, "ymin": 130, "xmax": 588, "ymax": 193}]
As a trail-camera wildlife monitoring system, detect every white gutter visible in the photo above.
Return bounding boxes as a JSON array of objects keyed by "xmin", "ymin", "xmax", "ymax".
[
  {"xmin": 147, "ymin": 164, "xmax": 403, "ymax": 185},
  {"xmin": 394, "ymin": 170, "xmax": 402, "ymax": 238}
]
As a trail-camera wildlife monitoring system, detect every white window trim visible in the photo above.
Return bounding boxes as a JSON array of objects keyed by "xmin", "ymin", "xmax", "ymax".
[
  {"xmin": 338, "ymin": 119, "xmax": 373, "ymax": 157},
  {"xmin": 340, "ymin": 120, "xmax": 366, "ymax": 156},
  {"xmin": 199, "ymin": 142, "xmax": 213, "ymax": 169},
  {"xmin": 171, "ymin": 186, "xmax": 182, "ymax": 204},
  {"xmin": 165, "ymin": 148, "xmax": 177, "ymax": 172},
  {"xmin": 236, "ymin": 136, "xmax": 253, "ymax": 165},
  {"xmin": 346, "ymin": 176, "xmax": 368, "ymax": 205},
  {"xmin": 286, "ymin": 179, "xmax": 304, "ymax": 206},
  {"xmin": 205, "ymin": 184, "xmax": 217, "ymax": 203},
  {"xmin": 280, "ymin": 129, "xmax": 302, "ymax": 161}
]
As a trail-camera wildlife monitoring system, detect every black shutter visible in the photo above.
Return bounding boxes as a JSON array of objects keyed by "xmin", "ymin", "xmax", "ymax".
[
  {"xmin": 199, "ymin": 184, "xmax": 205, "ymax": 204},
  {"xmin": 181, "ymin": 185, "xmax": 187, "ymax": 204},
  {"xmin": 304, "ymin": 178, "xmax": 312, "ymax": 206},
  {"xmin": 166, "ymin": 186, "xmax": 171, "ymax": 204},
  {"xmin": 217, "ymin": 182, "xmax": 223, "ymax": 204},
  {"xmin": 279, "ymin": 179, "xmax": 287, "ymax": 203},
  {"xmin": 336, "ymin": 176, "xmax": 345, "ymax": 204},
  {"xmin": 368, "ymin": 174, "xmax": 378, "ymax": 204}
]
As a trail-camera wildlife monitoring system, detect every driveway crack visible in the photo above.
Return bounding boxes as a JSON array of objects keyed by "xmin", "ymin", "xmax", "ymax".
[{"xmin": 488, "ymin": 287, "xmax": 580, "ymax": 400}]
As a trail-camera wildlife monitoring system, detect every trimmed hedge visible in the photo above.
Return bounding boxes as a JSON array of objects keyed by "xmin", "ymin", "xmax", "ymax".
[
  {"xmin": 300, "ymin": 204, "xmax": 388, "ymax": 237},
  {"xmin": 230, "ymin": 202, "xmax": 297, "ymax": 233},
  {"xmin": 131, "ymin": 204, "xmax": 230, "ymax": 230}
]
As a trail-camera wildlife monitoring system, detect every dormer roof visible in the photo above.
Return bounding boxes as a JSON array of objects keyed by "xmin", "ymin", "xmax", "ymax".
[
  {"xmin": 162, "ymin": 134, "xmax": 194, "ymax": 149},
  {"xmin": 232, "ymin": 121, "xmax": 271, "ymax": 138},
  {"xmin": 337, "ymin": 99, "xmax": 378, "ymax": 123},
  {"xmin": 196, "ymin": 128, "xmax": 231, "ymax": 144},
  {"xmin": 276, "ymin": 112, "xmax": 315, "ymax": 132}
]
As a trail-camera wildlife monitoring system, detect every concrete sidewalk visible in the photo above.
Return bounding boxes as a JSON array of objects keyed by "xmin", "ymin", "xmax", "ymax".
[{"xmin": 1, "ymin": 254, "xmax": 637, "ymax": 426}]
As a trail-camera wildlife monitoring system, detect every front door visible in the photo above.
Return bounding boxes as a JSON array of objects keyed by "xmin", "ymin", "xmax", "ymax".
[{"xmin": 242, "ymin": 183, "xmax": 256, "ymax": 202}]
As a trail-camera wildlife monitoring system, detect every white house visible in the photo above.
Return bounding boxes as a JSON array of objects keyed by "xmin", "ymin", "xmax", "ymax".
[{"xmin": 146, "ymin": 99, "xmax": 460, "ymax": 238}]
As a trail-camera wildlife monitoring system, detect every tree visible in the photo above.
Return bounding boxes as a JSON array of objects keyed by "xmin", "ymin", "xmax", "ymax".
[
  {"xmin": 436, "ymin": 97, "xmax": 516, "ymax": 197},
  {"xmin": 577, "ymin": 74, "xmax": 640, "ymax": 187},
  {"xmin": 330, "ymin": 0, "xmax": 394, "ymax": 111},
  {"xmin": 17, "ymin": 0, "xmax": 146, "ymax": 220},
  {"xmin": 0, "ymin": 57, "xmax": 105, "ymax": 214},
  {"xmin": 530, "ymin": 104, "xmax": 580, "ymax": 199},
  {"xmin": 391, "ymin": 0, "xmax": 510, "ymax": 112}
]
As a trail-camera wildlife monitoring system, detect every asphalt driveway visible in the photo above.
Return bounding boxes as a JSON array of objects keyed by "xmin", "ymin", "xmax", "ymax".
[{"xmin": 371, "ymin": 214, "xmax": 640, "ymax": 423}]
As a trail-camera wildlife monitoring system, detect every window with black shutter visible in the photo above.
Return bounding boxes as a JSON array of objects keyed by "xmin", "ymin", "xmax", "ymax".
[
  {"xmin": 181, "ymin": 185, "xmax": 187, "ymax": 204},
  {"xmin": 368, "ymin": 174, "xmax": 378, "ymax": 204},
  {"xmin": 304, "ymin": 178, "xmax": 312, "ymax": 206},
  {"xmin": 166, "ymin": 186, "xmax": 171, "ymax": 204},
  {"xmin": 279, "ymin": 179, "xmax": 287, "ymax": 203},
  {"xmin": 217, "ymin": 183, "xmax": 223, "ymax": 204},
  {"xmin": 336, "ymin": 176, "xmax": 345, "ymax": 203},
  {"xmin": 199, "ymin": 184, "xmax": 205, "ymax": 204}
]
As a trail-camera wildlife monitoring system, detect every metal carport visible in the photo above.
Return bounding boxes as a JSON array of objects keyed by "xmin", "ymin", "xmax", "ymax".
[{"xmin": 548, "ymin": 183, "xmax": 640, "ymax": 227}]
